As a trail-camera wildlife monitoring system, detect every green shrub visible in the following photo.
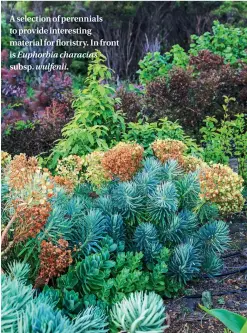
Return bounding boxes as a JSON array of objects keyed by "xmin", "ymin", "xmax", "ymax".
[
  {"xmin": 56, "ymin": 237, "xmax": 177, "ymax": 304},
  {"xmin": 138, "ymin": 45, "xmax": 188, "ymax": 84},
  {"xmin": 189, "ymin": 21, "xmax": 247, "ymax": 65},
  {"xmin": 123, "ymin": 118, "xmax": 201, "ymax": 156},
  {"xmin": 200, "ymin": 97, "xmax": 247, "ymax": 183},
  {"xmin": 213, "ymin": 2, "xmax": 247, "ymax": 27},
  {"xmin": 138, "ymin": 21, "xmax": 247, "ymax": 84},
  {"xmin": 49, "ymin": 50, "xmax": 125, "ymax": 169}
]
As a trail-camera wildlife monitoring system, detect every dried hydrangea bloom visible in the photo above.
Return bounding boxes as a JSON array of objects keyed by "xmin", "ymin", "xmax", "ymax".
[
  {"xmin": 102, "ymin": 142, "xmax": 144, "ymax": 181},
  {"xmin": 1, "ymin": 165, "xmax": 54, "ymax": 255},
  {"xmin": 199, "ymin": 164, "xmax": 244, "ymax": 214},
  {"xmin": 181, "ymin": 155, "xmax": 208, "ymax": 173},
  {"xmin": 56, "ymin": 155, "xmax": 83, "ymax": 189},
  {"xmin": 8, "ymin": 154, "xmax": 39, "ymax": 190},
  {"xmin": 14, "ymin": 201, "xmax": 51, "ymax": 242},
  {"xmin": 37, "ymin": 239, "xmax": 73, "ymax": 285},
  {"xmin": 83, "ymin": 151, "xmax": 110, "ymax": 188},
  {"xmin": 152, "ymin": 139, "xmax": 187, "ymax": 163},
  {"xmin": 53, "ymin": 175, "xmax": 75, "ymax": 192}
]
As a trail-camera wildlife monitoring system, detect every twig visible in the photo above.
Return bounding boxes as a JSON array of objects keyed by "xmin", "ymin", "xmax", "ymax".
[
  {"xmin": 1, "ymin": 213, "xmax": 17, "ymax": 245},
  {"xmin": 1, "ymin": 240, "xmax": 15, "ymax": 257}
]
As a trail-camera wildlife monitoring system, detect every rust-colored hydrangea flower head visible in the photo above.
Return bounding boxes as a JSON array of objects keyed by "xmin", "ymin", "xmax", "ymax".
[
  {"xmin": 53, "ymin": 175, "xmax": 75, "ymax": 193},
  {"xmin": 3, "ymin": 159, "xmax": 54, "ymax": 250},
  {"xmin": 181, "ymin": 155, "xmax": 208, "ymax": 173},
  {"xmin": 55, "ymin": 155, "xmax": 83, "ymax": 191},
  {"xmin": 8, "ymin": 154, "xmax": 39, "ymax": 190},
  {"xmin": 36, "ymin": 238, "xmax": 73, "ymax": 285},
  {"xmin": 14, "ymin": 201, "xmax": 51, "ymax": 242},
  {"xmin": 152, "ymin": 139, "xmax": 187, "ymax": 164},
  {"xmin": 102, "ymin": 142, "xmax": 144, "ymax": 181},
  {"xmin": 9, "ymin": 167, "xmax": 54, "ymax": 242},
  {"xmin": 199, "ymin": 164, "xmax": 244, "ymax": 214},
  {"xmin": 82, "ymin": 151, "xmax": 111, "ymax": 188}
]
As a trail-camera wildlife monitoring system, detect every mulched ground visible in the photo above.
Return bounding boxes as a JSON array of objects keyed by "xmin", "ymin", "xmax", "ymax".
[{"xmin": 164, "ymin": 212, "xmax": 247, "ymax": 333}]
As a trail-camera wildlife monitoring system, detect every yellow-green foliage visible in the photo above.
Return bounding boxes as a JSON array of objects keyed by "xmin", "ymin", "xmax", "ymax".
[
  {"xmin": 199, "ymin": 163, "xmax": 244, "ymax": 214},
  {"xmin": 56, "ymin": 155, "xmax": 83, "ymax": 188},
  {"xmin": 181, "ymin": 155, "xmax": 208, "ymax": 173},
  {"xmin": 1, "ymin": 151, "xmax": 12, "ymax": 170},
  {"xmin": 82, "ymin": 151, "xmax": 110, "ymax": 188}
]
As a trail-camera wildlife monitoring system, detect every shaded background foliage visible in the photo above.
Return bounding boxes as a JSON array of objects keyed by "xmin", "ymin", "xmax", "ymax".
[
  {"xmin": 1, "ymin": 1, "xmax": 247, "ymax": 174},
  {"xmin": 2, "ymin": 1, "xmax": 246, "ymax": 80}
]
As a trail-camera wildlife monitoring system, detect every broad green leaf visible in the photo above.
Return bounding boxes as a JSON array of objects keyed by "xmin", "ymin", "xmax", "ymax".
[
  {"xmin": 241, "ymin": 321, "xmax": 247, "ymax": 333},
  {"xmin": 87, "ymin": 133, "xmax": 95, "ymax": 145},
  {"xmin": 200, "ymin": 305, "xmax": 247, "ymax": 333}
]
